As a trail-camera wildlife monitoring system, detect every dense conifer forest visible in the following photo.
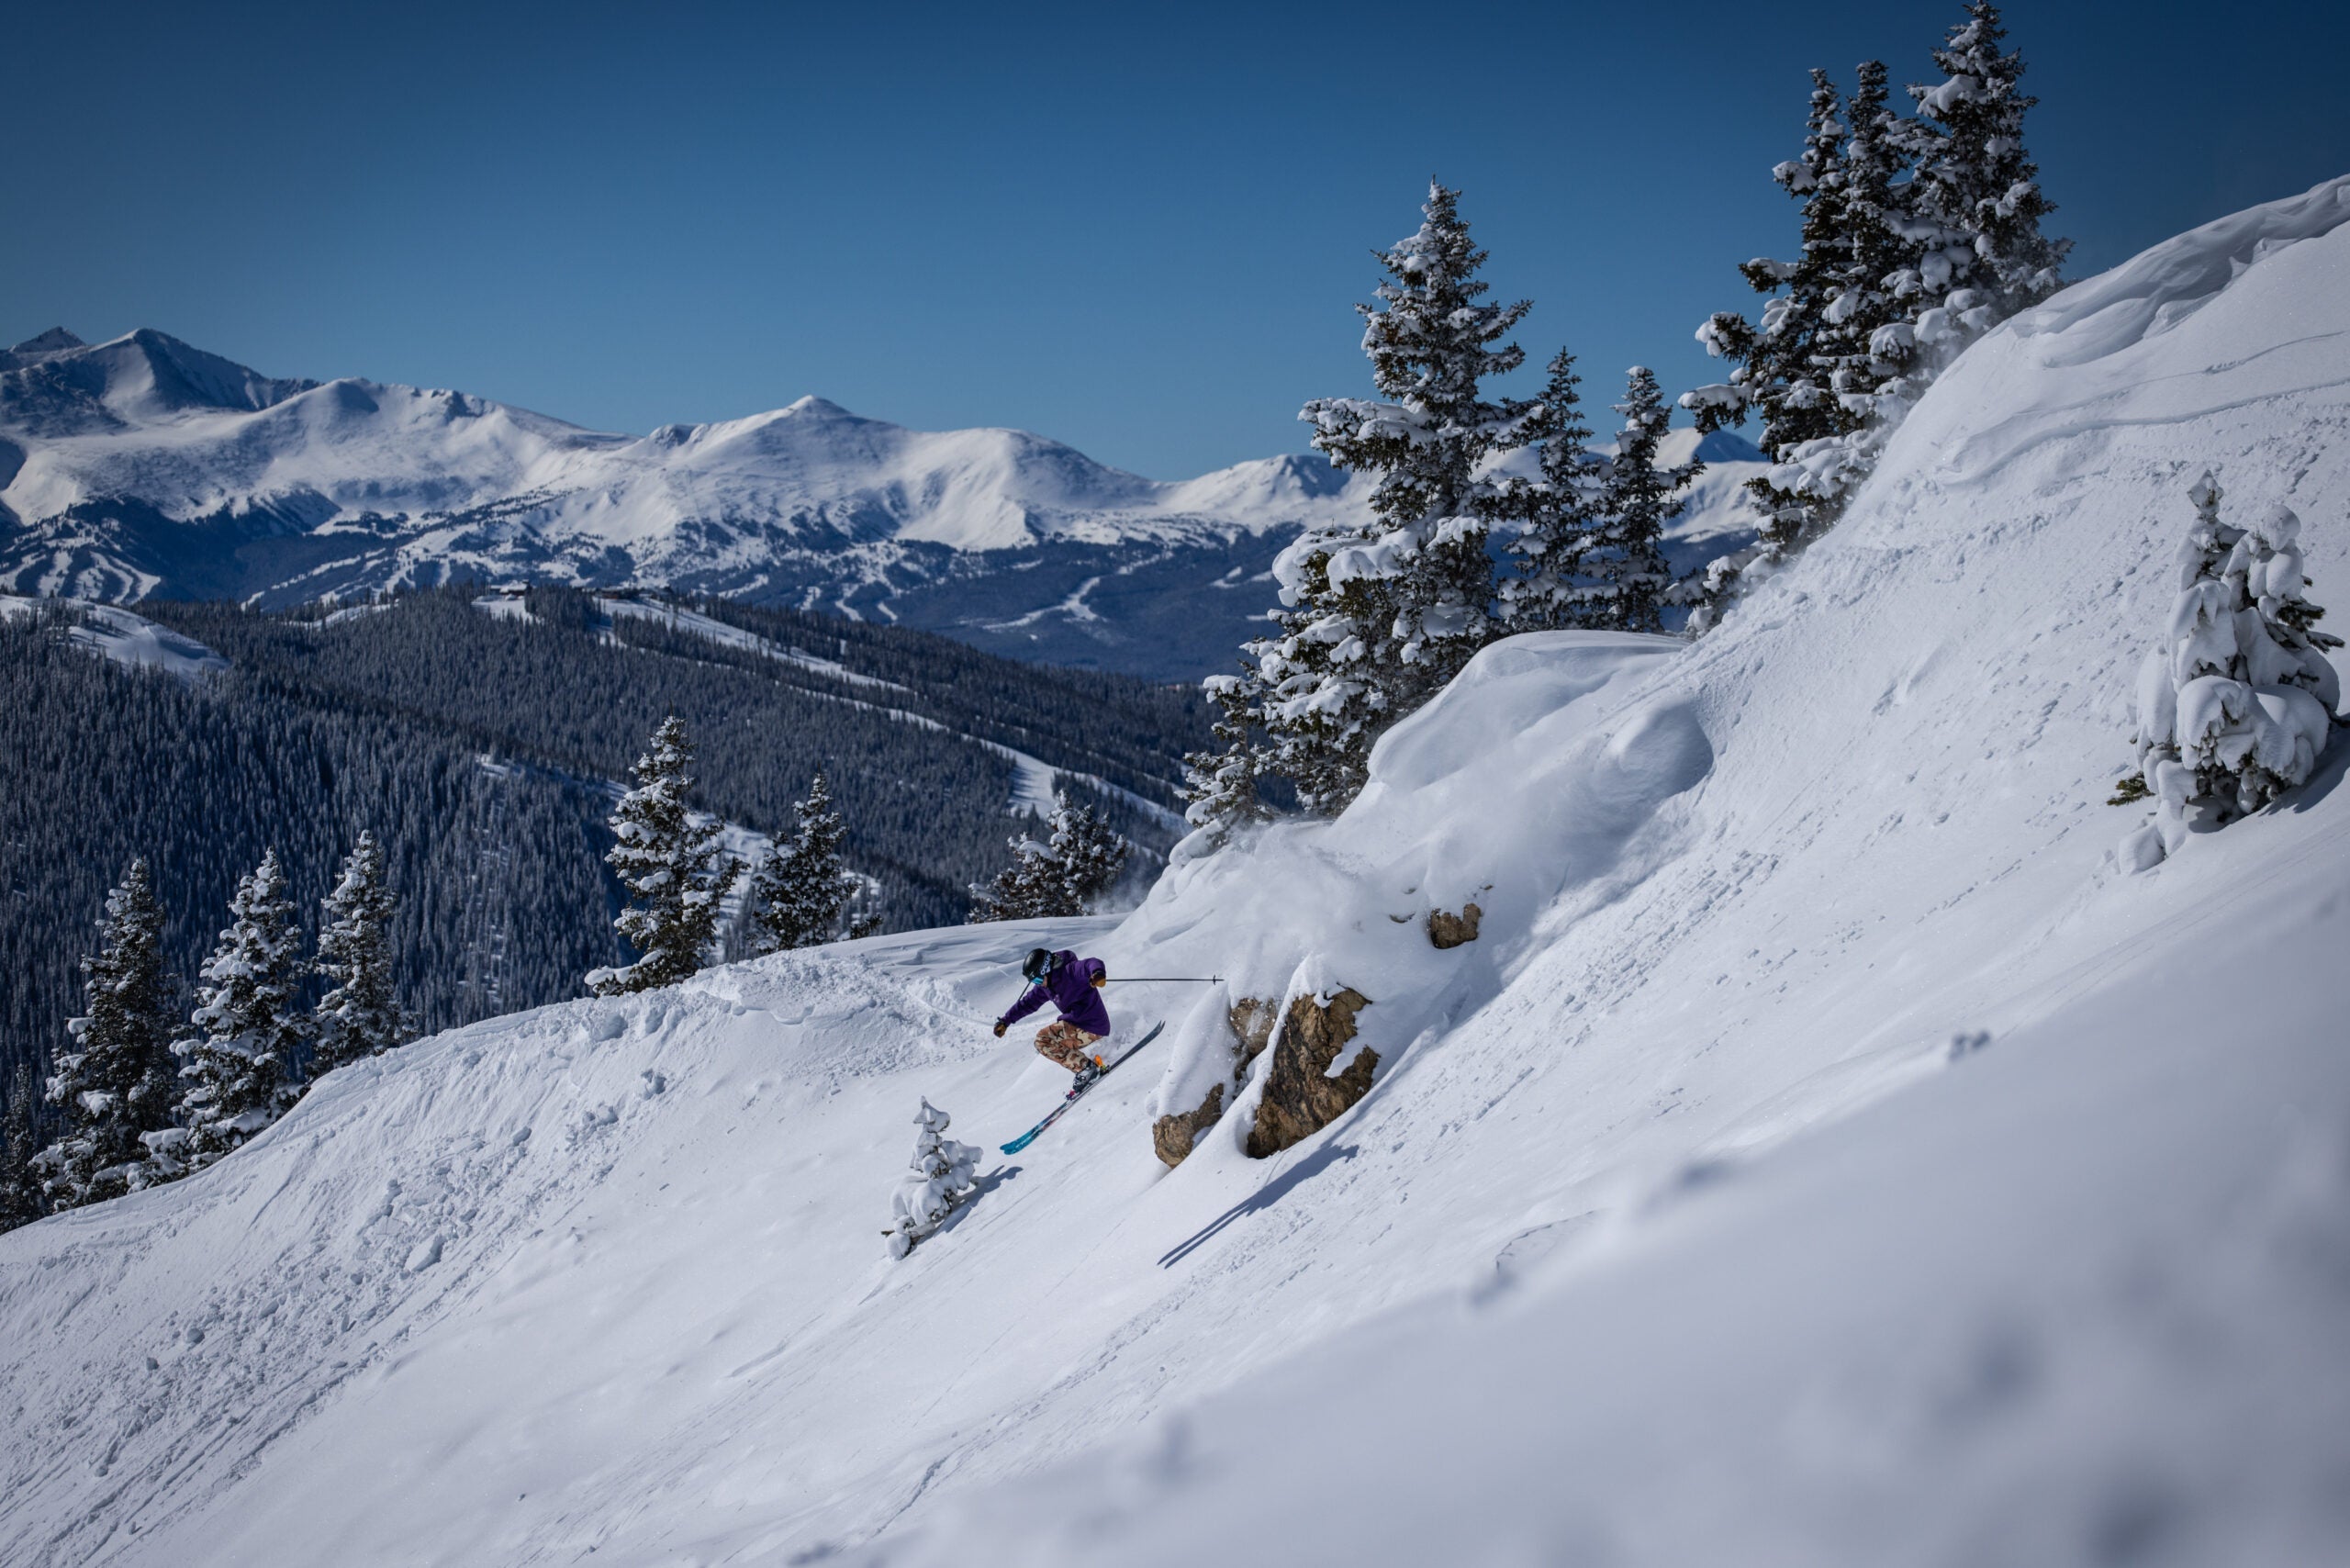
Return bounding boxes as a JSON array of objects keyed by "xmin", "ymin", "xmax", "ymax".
[{"xmin": 0, "ymin": 588, "xmax": 1205, "ymax": 1131}]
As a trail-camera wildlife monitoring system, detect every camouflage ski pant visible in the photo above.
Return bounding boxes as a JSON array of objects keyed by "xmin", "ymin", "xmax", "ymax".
[{"xmin": 1033, "ymin": 1020, "xmax": 1105, "ymax": 1073}]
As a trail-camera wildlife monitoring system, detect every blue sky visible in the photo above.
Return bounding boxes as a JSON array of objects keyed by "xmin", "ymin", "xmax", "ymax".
[{"xmin": 6, "ymin": 1, "xmax": 2344, "ymax": 477}]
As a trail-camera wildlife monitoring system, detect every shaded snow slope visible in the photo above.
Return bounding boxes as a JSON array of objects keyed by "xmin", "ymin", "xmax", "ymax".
[{"xmin": 3, "ymin": 176, "xmax": 2347, "ymax": 1568}]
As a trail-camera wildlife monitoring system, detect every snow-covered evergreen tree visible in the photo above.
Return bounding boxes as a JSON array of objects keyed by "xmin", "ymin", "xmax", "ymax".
[
  {"xmin": 588, "ymin": 716, "xmax": 739, "ymax": 995},
  {"xmin": 1585, "ymin": 368, "xmax": 1702, "ymax": 633},
  {"xmin": 311, "ymin": 833, "xmax": 408, "ymax": 1076},
  {"xmin": 1498, "ymin": 350, "xmax": 1606, "ymax": 633},
  {"xmin": 1047, "ymin": 792, "xmax": 1129, "ymax": 909},
  {"xmin": 968, "ymin": 825, "xmax": 1056, "ymax": 922},
  {"xmin": 883, "ymin": 1098, "xmax": 981, "ymax": 1259},
  {"xmin": 1903, "ymin": 2, "xmax": 2069, "ymax": 330},
  {"xmin": 747, "ymin": 770, "xmax": 858, "ymax": 954},
  {"xmin": 1260, "ymin": 181, "xmax": 1538, "ymax": 812},
  {"xmin": 1682, "ymin": 69, "xmax": 1854, "ymax": 557},
  {"xmin": 968, "ymin": 791, "xmax": 1130, "ymax": 922},
  {"xmin": 2121, "ymin": 473, "xmax": 2341, "ymax": 868},
  {"xmin": 1181, "ymin": 673, "xmax": 1271, "ymax": 845},
  {"xmin": 33, "ymin": 858, "xmax": 179, "ymax": 1207},
  {"xmin": 2, "ymin": 1063, "xmax": 50, "ymax": 1233},
  {"xmin": 165, "ymin": 849, "xmax": 306, "ymax": 1176},
  {"xmin": 1801, "ymin": 59, "xmax": 1928, "ymax": 487}
]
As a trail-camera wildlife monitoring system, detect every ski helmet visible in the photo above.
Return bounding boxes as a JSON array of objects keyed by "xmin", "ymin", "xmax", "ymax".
[{"xmin": 1022, "ymin": 947, "xmax": 1055, "ymax": 980}]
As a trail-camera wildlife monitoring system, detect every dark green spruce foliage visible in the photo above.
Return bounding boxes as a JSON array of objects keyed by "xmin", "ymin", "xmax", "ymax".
[
  {"xmin": 34, "ymin": 858, "xmax": 178, "ymax": 1208},
  {"xmin": 0, "ymin": 1064, "xmax": 45, "ymax": 1232},
  {"xmin": 1254, "ymin": 181, "xmax": 1538, "ymax": 812},
  {"xmin": 591, "ymin": 717, "xmax": 737, "ymax": 994},
  {"xmin": 1685, "ymin": 68, "xmax": 1855, "ymax": 554},
  {"xmin": 1498, "ymin": 350, "xmax": 1605, "ymax": 633},
  {"xmin": 748, "ymin": 771, "xmax": 858, "ymax": 954},
  {"xmin": 313, "ymin": 832, "xmax": 409, "ymax": 1073},
  {"xmin": 1905, "ymin": 2, "xmax": 2068, "ymax": 321},
  {"xmin": 970, "ymin": 792, "xmax": 1129, "ymax": 922},
  {"xmin": 1591, "ymin": 369, "xmax": 1703, "ymax": 633},
  {"xmin": 167, "ymin": 849, "xmax": 306, "ymax": 1176}
]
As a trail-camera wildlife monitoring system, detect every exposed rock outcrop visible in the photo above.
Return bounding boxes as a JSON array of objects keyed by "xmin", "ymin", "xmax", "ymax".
[
  {"xmin": 1427, "ymin": 902, "xmax": 1482, "ymax": 949},
  {"xmin": 1230, "ymin": 997, "xmax": 1279, "ymax": 1066},
  {"xmin": 1246, "ymin": 988, "xmax": 1376, "ymax": 1159},
  {"xmin": 1152, "ymin": 1082, "xmax": 1226, "ymax": 1168}
]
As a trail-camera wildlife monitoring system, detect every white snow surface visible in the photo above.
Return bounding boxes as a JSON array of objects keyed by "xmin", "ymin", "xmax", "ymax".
[
  {"xmin": 6, "ymin": 177, "xmax": 2350, "ymax": 1567},
  {"xmin": 0, "ymin": 594, "xmax": 229, "ymax": 681}
]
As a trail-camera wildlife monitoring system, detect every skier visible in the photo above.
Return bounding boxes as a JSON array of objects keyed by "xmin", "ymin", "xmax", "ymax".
[{"xmin": 993, "ymin": 946, "xmax": 1111, "ymax": 1092}]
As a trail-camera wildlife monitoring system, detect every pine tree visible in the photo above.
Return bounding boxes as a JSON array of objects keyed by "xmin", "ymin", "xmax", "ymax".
[
  {"xmin": 1264, "ymin": 181, "xmax": 1538, "ymax": 811},
  {"xmin": 1181, "ymin": 673, "xmax": 1271, "ymax": 844},
  {"xmin": 588, "ymin": 716, "xmax": 739, "ymax": 994},
  {"xmin": 1813, "ymin": 61, "xmax": 1927, "ymax": 449},
  {"xmin": 312, "ymin": 833, "xmax": 408, "ymax": 1076},
  {"xmin": 166, "ymin": 849, "xmax": 306, "ymax": 1176},
  {"xmin": 32, "ymin": 858, "xmax": 179, "ymax": 1207},
  {"xmin": 1586, "ymin": 368, "xmax": 1703, "ymax": 633},
  {"xmin": 748, "ymin": 770, "xmax": 858, "ymax": 953},
  {"xmin": 1, "ymin": 1063, "xmax": 49, "ymax": 1233},
  {"xmin": 1498, "ymin": 350, "xmax": 1605, "ymax": 632},
  {"xmin": 968, "ymin": 792, "xmax": 1129, "ymax": 922},
  {"xmin": 1903, "ymin": 3, "xmax": 2069, "ymax": 331},
  {"xmin": 1683, "ymin": 70, "xmax": 1854, "ymax": 556},
  {"xmin": 1046, "ymin": 792, "xmax": 1129, "ymax": 910},
  {"xmin": 883, "ymin": 1098, "xmax": 980, "ymax": 1259},
  {"xmin": 968, "ymin": 832, "xmax": 1052, "ymax": 922},
  {"xmin": 2124, "ymin": 473, "xmax": 2341, "ymax": 866}
]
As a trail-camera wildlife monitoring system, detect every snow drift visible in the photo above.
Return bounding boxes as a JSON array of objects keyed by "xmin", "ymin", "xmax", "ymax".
[{"xmin": 4, "ymin": 176, "xmax": 2348, "ymax": 1567}]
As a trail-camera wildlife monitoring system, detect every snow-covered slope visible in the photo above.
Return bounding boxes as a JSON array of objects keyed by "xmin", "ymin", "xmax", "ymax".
[
  {"xmin": 0, "ymin": 594, "xmax": 229, "ymax": 682},
  {"xmin": 0, "ymin": 331, "xmax": 1762, "ymax": 680},
  {"xmin": 4, "ymin": 175, "xmax": 2346, "ymax": 1568}
]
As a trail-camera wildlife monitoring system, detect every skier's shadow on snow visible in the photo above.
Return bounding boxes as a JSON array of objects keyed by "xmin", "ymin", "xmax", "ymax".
[
  {"xmin": 934, "ymin": 1164, "xmax": 1023, "ymax": 1238},
  {"xmin": 1157, "ymin": 1141, "xmax": 1360, "ymax": 1269}
]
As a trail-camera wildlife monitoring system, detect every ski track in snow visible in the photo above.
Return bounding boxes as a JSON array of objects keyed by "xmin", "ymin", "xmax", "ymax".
[{"xmin": 4, "ymin": 178, "xmax": 2350, "ymax": 1567}]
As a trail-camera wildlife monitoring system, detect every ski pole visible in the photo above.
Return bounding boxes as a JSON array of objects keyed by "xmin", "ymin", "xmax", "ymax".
[{"xmin": 1102, "ymin": 976, "xmax": 1225, "ymax": 983}]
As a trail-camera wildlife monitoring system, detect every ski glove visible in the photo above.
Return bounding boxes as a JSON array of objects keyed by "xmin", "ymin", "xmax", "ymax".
[{"xmin": 992, "ymin": 1021, "xmax": 1007, "ymax": 1038}]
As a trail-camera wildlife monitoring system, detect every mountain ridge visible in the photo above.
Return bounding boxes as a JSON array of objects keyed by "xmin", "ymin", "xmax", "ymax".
[{"xmin": 0, "ymin": 330, "xmax": 1762, "ymax": 678}]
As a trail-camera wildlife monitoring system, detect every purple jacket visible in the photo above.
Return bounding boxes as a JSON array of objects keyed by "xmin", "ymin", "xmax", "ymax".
[{"xmin": 999, "ymin": 951, "xmax": 1111, "ymax": 1036}]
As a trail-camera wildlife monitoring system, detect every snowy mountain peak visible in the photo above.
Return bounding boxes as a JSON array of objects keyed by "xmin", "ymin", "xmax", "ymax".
[
  {"xmin": 0, "ymin": 334, "xmax": 1755, "ymax": 678},
  {"xmin": 0, "ymin": 327, "xmax": 318, "ymax": 433},
  {"xmin": 3, "ymin": 326, "xmax": 84, "ymax": 364}
]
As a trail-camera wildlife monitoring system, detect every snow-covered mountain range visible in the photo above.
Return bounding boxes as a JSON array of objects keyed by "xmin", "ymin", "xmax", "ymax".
[
  {"xmin": 14, "ymin": 174, "xmax": 2344, "ymax": 1568},
  {"xmin": 0, "ymin": 326, "xmax": 1348, "ymax": 675},
  {"xmin": 0, "ymin": 329, "xmax": 1762, "ymax": 679}
]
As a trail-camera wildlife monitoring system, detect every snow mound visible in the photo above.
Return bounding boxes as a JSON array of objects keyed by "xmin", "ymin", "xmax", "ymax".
[
  {"xmin": 2020, "ymin": 173, "xmax": 2350, "ymax": 365},
  {"xmin": 2, "ymin": 179, "xmax": 2347, "ymax": 1566}
]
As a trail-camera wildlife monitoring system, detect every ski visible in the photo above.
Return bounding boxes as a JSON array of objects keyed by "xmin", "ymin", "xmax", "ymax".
[{"xmin": 999, "ymin": 1021, "xmax": 1165, "ymax": 1155}]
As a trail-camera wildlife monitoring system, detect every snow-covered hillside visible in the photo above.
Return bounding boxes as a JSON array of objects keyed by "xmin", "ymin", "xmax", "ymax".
[
  {"xmin": 0, "ymin": 331, "xmax": 1762, "ymax": 679},
  {"xmin": 3, "ymin": 175, "xmax": 2346, "ymax": 1568}
]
